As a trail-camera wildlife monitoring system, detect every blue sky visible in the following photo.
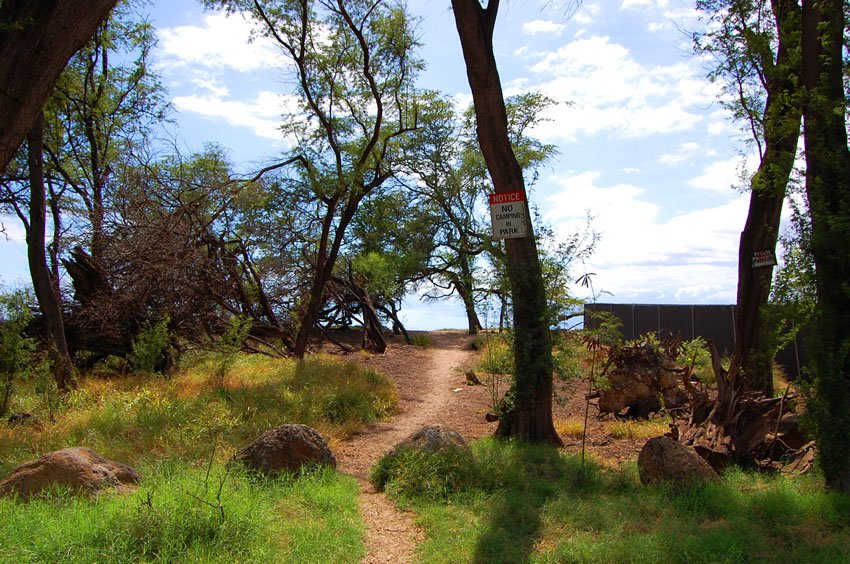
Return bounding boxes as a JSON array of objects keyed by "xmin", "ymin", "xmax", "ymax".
[{"xmin": 1, "ymin": 0, "xmax": 767, "ymax": 330}]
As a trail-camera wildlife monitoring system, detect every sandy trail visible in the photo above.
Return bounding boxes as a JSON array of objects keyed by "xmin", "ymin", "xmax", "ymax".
[{"xmin": 334, "ymin": 332, "xmax": 492, "ymax": 563}]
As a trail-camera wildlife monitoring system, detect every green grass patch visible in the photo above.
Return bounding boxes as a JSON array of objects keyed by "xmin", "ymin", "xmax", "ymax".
[
  {"xmin": 0, "ymin": 462, "xmax": 363, "ymax": 563},
  {"xmin": 410, "ymin": 333, "xmax": 433, "ymax": 347},
  {"xmin": 0, "ymin": 352, "xmax": 397, "ymax": 562},
  {"xmin": 374, "ymin": 439, "xmax": 850, "ymax": 563}
]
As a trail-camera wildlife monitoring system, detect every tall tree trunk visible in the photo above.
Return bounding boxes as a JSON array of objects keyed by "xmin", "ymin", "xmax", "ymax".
[
  {"xmin": 456, "ymin": 257, "xmax": 482, "ymax": 334},
  {"xmin": 26, "ymin": 112, "xmax": 75, "ymax": 392},
  {"xmin": 734, "ymin": 0, "xmax": 802, "ymax": 396},
  {"xmin": 0, "ymin": 0, "xmax": 118, "ymax": 175},
  {"xmin": 801, "ymin": 0, "xmax": 850, "ymax": 492},
  {"xmin": 452, "ymin": 0, "xmax": 561, "ymax": 445}
]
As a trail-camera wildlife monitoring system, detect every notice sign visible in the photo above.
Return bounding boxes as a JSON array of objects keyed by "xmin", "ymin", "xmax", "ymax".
[
  {"xmin": 489, "ymin": 191, "xmax": 528, "ymax": 239},
  {"xmin": 752, "ymin": 249, "xmax": 778, "ymax": 268}
]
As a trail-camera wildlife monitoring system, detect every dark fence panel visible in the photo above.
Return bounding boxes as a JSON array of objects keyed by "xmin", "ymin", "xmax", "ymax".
[{"xmin": 583, "ymin": 303, "xmax": 806, "ymax": 380}]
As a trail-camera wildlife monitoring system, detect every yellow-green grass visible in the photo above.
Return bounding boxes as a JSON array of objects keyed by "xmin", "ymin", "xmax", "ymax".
[
  {"xmin": 0, "ymin": 353, "xmax": 396, "ymax": 562},
  {"xmin": 1, "ymin": 353, "xmax": 397, "ymax": 474}
]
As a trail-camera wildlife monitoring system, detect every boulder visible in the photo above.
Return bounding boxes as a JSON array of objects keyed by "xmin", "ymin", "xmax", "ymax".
[
  {"xmin": 389, "ymin": 425, "xmax": 469, "ymax": 456},
  {"xmin": 0, "ymin": 447, "xmax": 141, "ymax": 499},
  {"xmin": 232, "ymin": 424, "xmax": 336, "ymax": 476},
  {"xmin": 638, "ymin": 436, "xmax": 718, "ymax": 487}
]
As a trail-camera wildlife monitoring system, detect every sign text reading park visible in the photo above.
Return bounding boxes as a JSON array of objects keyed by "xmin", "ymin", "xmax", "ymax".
[{"xmin": 489, "ymin": 191, "xmax": 528, "ymax": 239}]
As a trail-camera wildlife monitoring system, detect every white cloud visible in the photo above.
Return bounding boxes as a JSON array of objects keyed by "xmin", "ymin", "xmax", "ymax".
[
  {"xmin": 523, "ymin": 19, "xmax": 566, "ymax": 35},
  {"xmin": 172, "ymin": 91, "xmax": 299, "ymax": 140},
  {"xmin": 659, "ymin": 141, "xmax": 700, "ymax": 164},
  {"xmin": 688, "ymin": 155, "xmax": 754, "ymax": 191},
  {"xmin": 158, "ymin": 11, "xmax": 282, "ymax": 72},
  {"xmin": 544, "ymin": 170, "xmax": 747, "ymax": 304},
  {"xmin": 573, "ymin": 3, "xmax": 601, "ymax": 25},
  {"xmin": 620, "ymin": 0, "xmax": 667, "ymax": 10},
  {"xmin": 525, "ymin": 35, "xmax": 717, "ymax": 142}
]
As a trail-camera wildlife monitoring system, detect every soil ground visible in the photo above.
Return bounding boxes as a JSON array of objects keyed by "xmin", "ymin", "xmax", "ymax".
[{"xmin": 321, "ymin": 330, "xmax": 651, "ymax": 563}]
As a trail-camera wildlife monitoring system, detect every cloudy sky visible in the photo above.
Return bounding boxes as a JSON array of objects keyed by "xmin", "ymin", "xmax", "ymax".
[{"xmin": 1, "ymin": 0, "xmax": 766, "ymax": 329}]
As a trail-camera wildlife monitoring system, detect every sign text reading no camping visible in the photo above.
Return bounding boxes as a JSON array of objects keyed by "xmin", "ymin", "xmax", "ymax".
[{"xmin": 489, "ymin": 191, "xmax": 528, "ymax": 239}]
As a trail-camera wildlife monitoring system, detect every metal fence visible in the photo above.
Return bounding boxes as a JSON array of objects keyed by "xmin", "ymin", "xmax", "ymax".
[{"xmin": 583, "ymin": 303, "xmax": 806, "ymax": 380}]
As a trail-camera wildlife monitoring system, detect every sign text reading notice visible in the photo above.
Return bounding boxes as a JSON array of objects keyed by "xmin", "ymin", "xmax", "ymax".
[{"xmin": 489, "ymin": 191, "xmax": 528, "ymax": 239}]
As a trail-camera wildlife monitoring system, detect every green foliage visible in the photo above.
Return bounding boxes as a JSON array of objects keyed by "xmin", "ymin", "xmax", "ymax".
[
  {"xmin": 410, "ymin": 333, "xmax": 433, "ymax": 347},
  {"xmin": 370, "ymin": 446, "xmax": 478, "ymax": 501},
  {"xmin": 476, "ymin": 332, "xmax": 514, "ymax": 375},
  {"xmin": 206, "ymin": 315, "xmax": 252, "ymax": 384},
  {"xmin": 552, "ymin": 330, "xmax": 584, "ymax": 381},
  {"xmin": 383, "ymin": 440, "xmax": 850, "ymax": 563},
  {"xmin": 0, "ymin": 292, "xmax": 37, "ymax": 416},
  {"xmin": 679, "ymin": 337, "xmax": 714, "ymax": 385},
  {"xmin": 0, "ymin": 463, "xmax": 364, "ymax": 563},
  {"xmin": 127, "ymin": 317, "xmax": 171, "ymax": 375}
]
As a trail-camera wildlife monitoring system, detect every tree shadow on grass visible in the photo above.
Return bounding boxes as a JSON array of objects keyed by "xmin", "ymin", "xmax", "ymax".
[{"xmin": 472, "ymin": 442, "xmax": 569, "ymax": 563}]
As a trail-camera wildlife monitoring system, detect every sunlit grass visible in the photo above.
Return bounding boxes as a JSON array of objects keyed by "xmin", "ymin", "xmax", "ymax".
[
  {"xmin": 604, "ymin": 418, "xmax": 671, "ymax": 440},
  {"xmin": 1, "ymin": 353, "xmax": 397, "ymax": 474},
  {"xmin": 0, "ymin": 463, "xmax": 363, "ymax": 563},
  {"xmin": 0, "ymin": 352, "xmax": 394, "ymax": 562}
]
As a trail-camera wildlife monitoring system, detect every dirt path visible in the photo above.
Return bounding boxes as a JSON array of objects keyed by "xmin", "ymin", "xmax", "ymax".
[{"xmin": 334, "ymin": 331, "xmax": 493, "ymax": 563}]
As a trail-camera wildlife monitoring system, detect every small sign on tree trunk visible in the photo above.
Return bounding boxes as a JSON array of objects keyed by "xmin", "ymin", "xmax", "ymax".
[
  {"xmin": 751, "ymin": 249, "xmax": 777, "ymax": 268},
  {"xmin": 489, "ymin": 191, "xmax": 528, "ymax": 239}
]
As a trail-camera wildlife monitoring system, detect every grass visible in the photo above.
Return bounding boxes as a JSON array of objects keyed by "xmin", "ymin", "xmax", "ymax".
[
  {"xmin": 0, "ymin": 352, "xmax": 396, "ymax": 562},
  {"xmin": 373, "ymin": 438, "xmax": 850, "ymax": 563},
  {"xmin": 410, "ymin": 333, "xmax": 433, "ymax": 347},
  {"xmin": 0, "ymin": 463, "xmax": 363, "ymax": 563},
  {"xmin": 604, "ymin": 418, "xmax": 671, "ymax": 440}
]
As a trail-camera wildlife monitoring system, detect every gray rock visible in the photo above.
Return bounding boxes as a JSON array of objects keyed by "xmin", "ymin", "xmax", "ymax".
[
  {"xmin": 389, "ymin": 425, "xmax": 469, "ymax": 456},
  {"xmin": 638, "ymin": 436, "xmax": 718, "ymax": 487},
  {"xmin": 232, "ymin": 424, "xmax": 336, "ymax": 476},
  {"xmin": 0, "ymin": 447, "xmax": 141, "ymax": 499}
]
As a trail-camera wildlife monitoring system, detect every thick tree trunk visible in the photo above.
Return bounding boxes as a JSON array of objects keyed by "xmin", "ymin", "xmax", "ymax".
[
  {"xmin": 734, "ymin": 0, "xmax": 802, "ymax": 396},
  {"xmin": 452, "ymin": 0, "xmax": 561, "ymax": 445},
  {"xmin": 26, "ymin": 112, "xmax": 75, "ymax": 392},
  {"xmin": 801, "ymin": 0, "xmax": 850, "ymax": 492},
  {"xmin": 0, "ymin": 0, "xmax": 118, "ymax": 175}
]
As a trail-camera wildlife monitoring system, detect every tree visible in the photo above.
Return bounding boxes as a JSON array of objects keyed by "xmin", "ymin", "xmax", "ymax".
[
  {"xmin": 207, "ymin": 0, "xmax": 421, "ymax": 358},
  {"xmin": 0, "ymin": 0, "xmax": 118, "ymax": 175},
  {"xmin": 452, "ymin": 0, "xmax": 561, "ymax": 444},
  {"xmin": 397, "ymin": 91, "xmax": 559, "ymax": 335},
  {"xmin": 25, "ymin": 112, "xmax": 75, "ymax": 391},
  {"xmin": 800, "ymin": 0, "xmax": 850, "ymax": 492},
  {"xmin": 695, "ymin": 0, "xmax": 802, "ymax": 396},
  {"xmin": 43, "ymin": 3, "xmax": 167, "ymax": 265}
]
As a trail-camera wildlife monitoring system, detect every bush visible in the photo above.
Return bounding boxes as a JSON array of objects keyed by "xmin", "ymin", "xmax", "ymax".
[
  {"xmin": 371, "ymin": 445, "xmax": 478, "ymax": 500},
  {"xmin": 477, "ymin": 333, "xmax": 513, "ymax": 375},
  {"xmin": 0, "ymin": 291, "xmax": 37, "ymax": 416},
  {"xmin": 411, "ymin": 333, "xmax": 433, "ymax": 347},
  {"xmin": 128, "ymin": 317, "xmax": 171, "ymax": 375}
]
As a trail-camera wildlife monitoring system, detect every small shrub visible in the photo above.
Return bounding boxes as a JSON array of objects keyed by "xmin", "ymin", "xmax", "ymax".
[
  {"xmin": 0, "ymin": 291, "xmax": 37, "ymax": 415},
  {"xmin": 205, "ymin": 315, "xmax": 252, "ymax": 384},
  {"xmin": 128, "ymin": 317, "xmax": 171, "ymax": 375},
  {"xmin": 477, "ymin": 333, "xmax": 513, "ymax": 375},
  {"xmin": 371, "ymin": 446, "xmax": 478, "ymax": 500},
  {"xmin": 411, "ymin": 334, "xmax": 433, "ymax": 347}
]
